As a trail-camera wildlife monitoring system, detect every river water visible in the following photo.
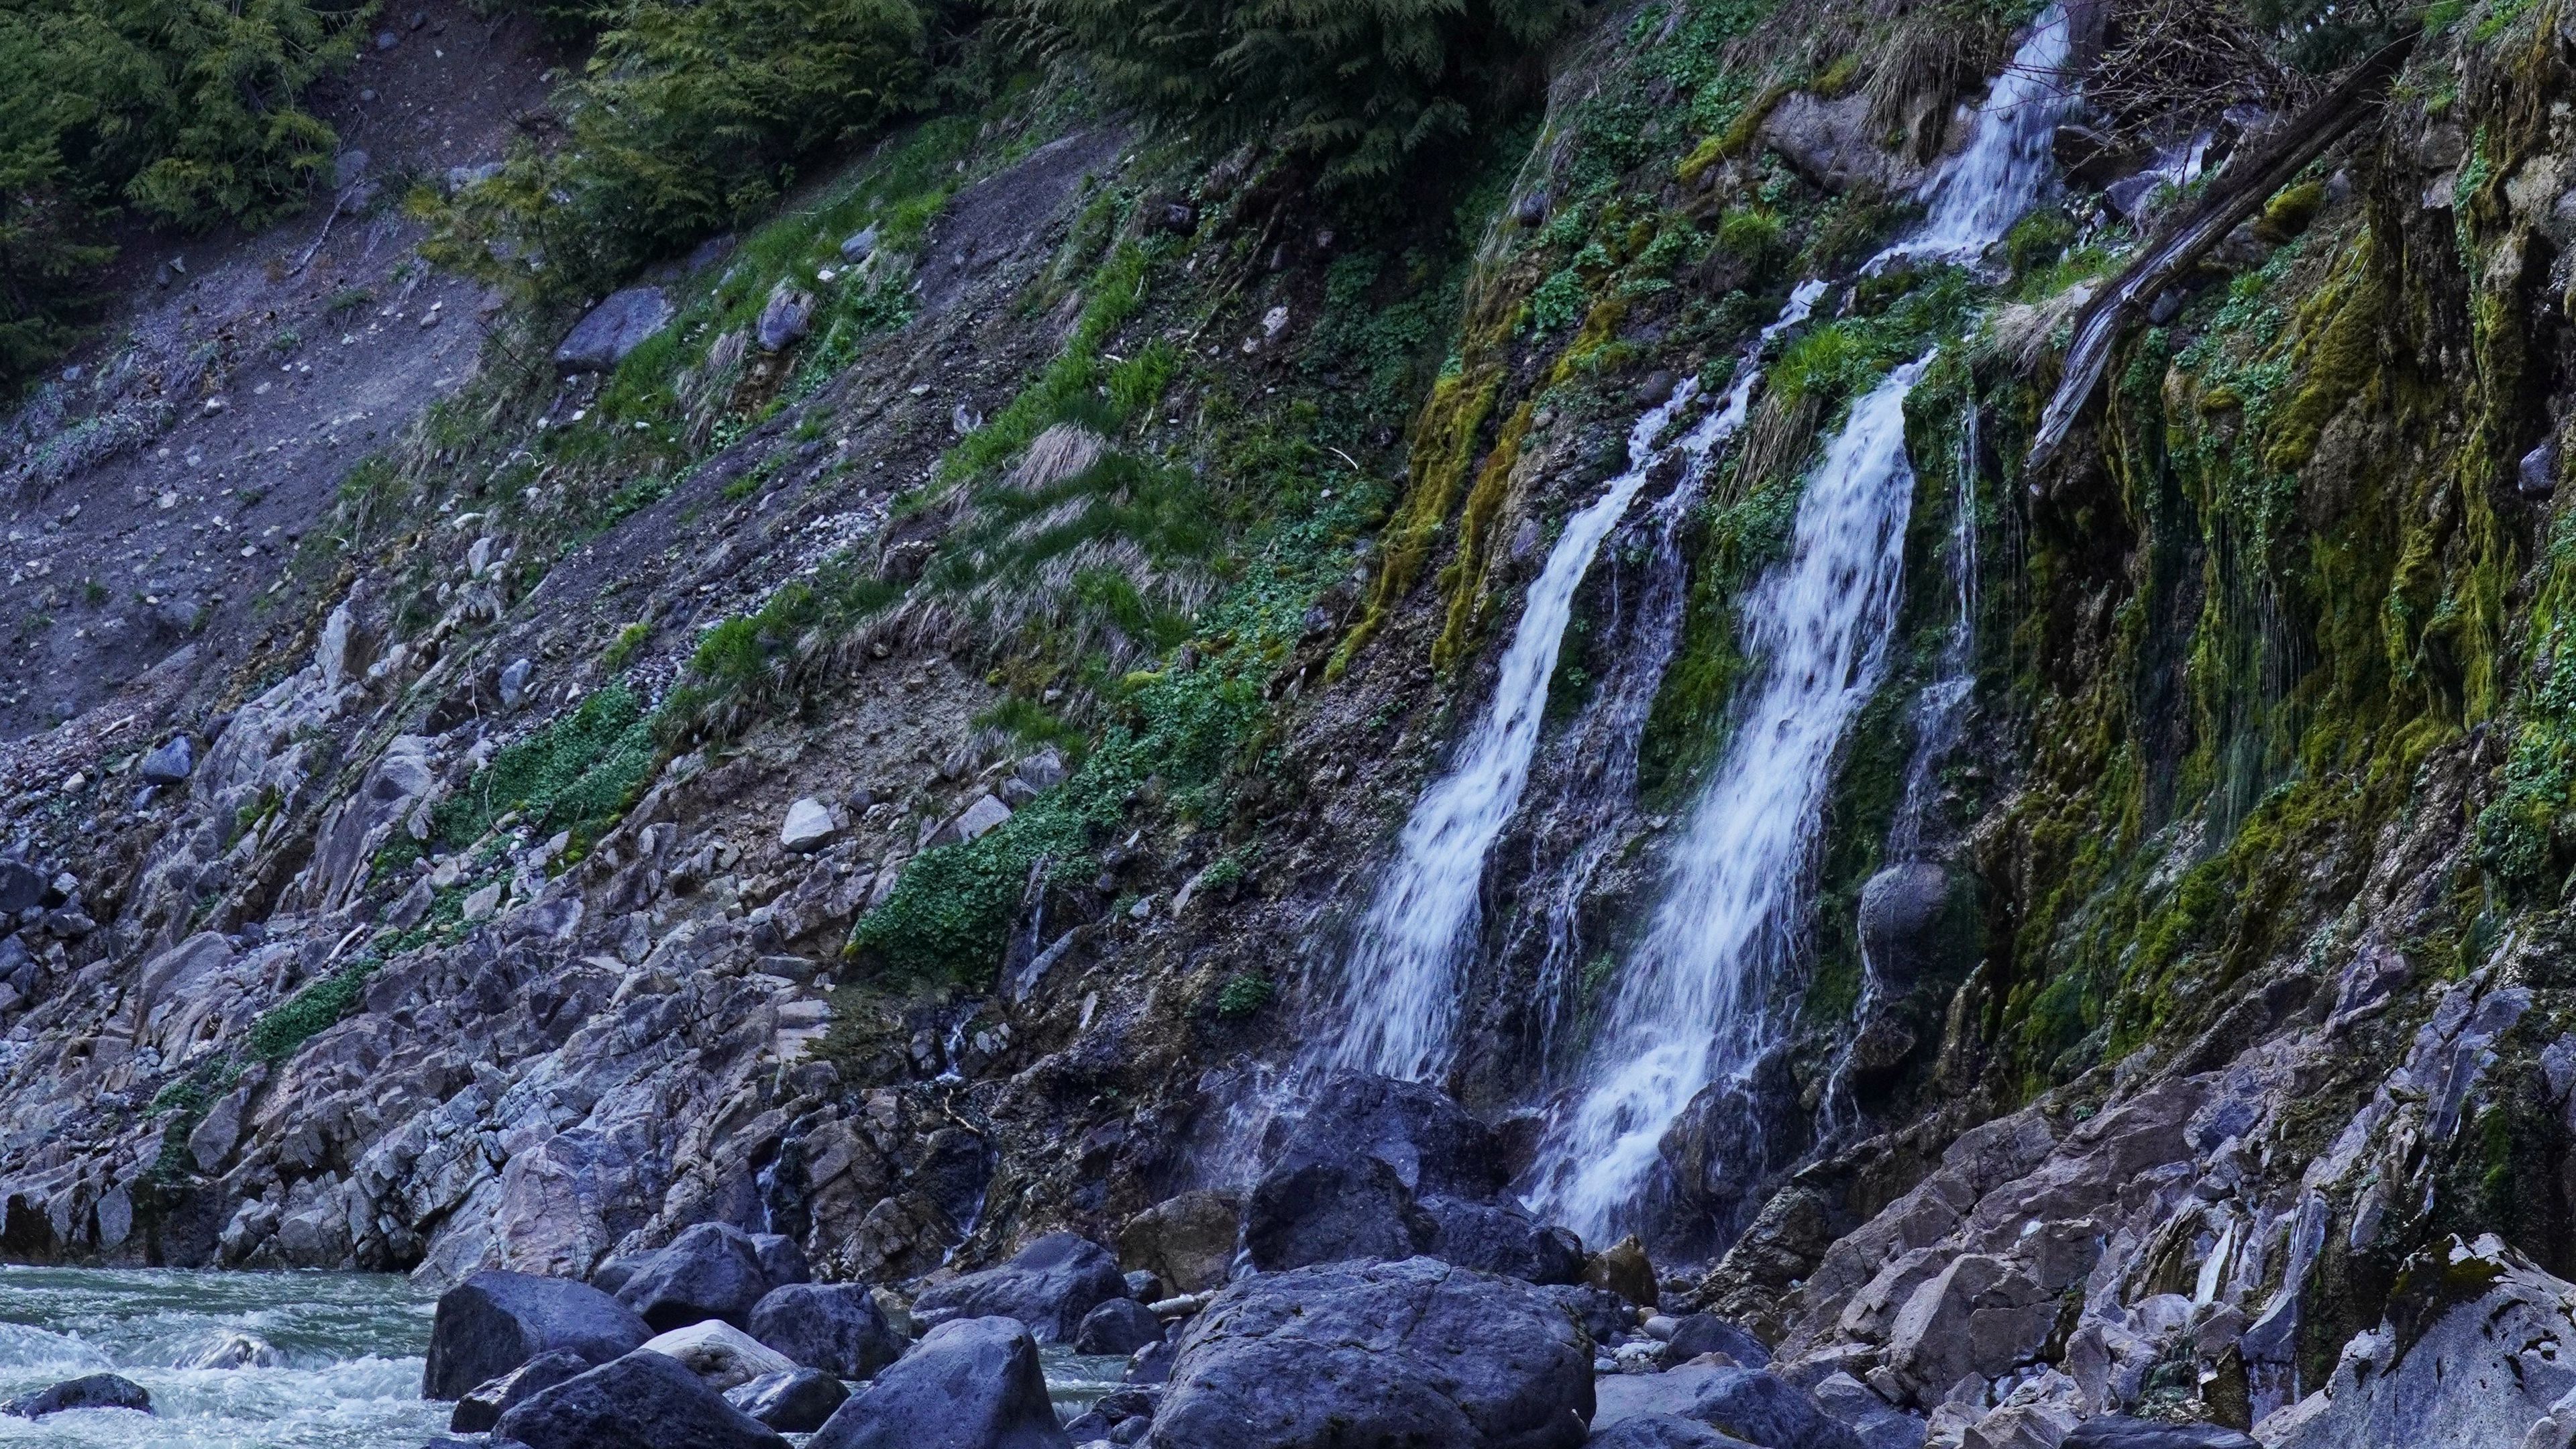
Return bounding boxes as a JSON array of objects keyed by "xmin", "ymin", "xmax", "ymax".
[{"xmin": 0, "ymin": 1267, "xmax": 1128, "ymax": 1446}]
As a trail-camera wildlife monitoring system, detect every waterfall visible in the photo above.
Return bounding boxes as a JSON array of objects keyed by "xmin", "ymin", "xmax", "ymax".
[
  {"xmin": 1529, "ymin": 6, "xmax": 2072, "ymax": 1242},
  {"xmin": 1315, "ymin": 381, "xmax": 1705, "ymax": 1081},
  {"xmin": 1318, "ymin": 282, "xmax": 1829, "ymax": 1083}
]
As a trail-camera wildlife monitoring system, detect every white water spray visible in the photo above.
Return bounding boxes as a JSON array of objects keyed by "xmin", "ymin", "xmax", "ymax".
[
  {"xmin": 1320, "ymin": 282, "xmax": 1828, "ymax": 1083},
  {"xmin": 1531, "ymin": 7, "xmax": 2072, "ymax": 1241}
]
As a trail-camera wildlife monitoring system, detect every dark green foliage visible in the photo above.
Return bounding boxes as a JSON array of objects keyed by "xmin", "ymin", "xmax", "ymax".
[
  {"xmin": 1032, "ymin": 0, "xmax": 1570, "ymax": 181},
  {"xmin": 1215, "ymin": 971, "xmax": 1274, "ymax": 1016},
  {"xmin": 413, "ymin": 683, "xmax": 659, "ymax": 859},
  {"xmin": 428, "ymin": 0, "xmax": 926, "ymax": 298},
  {"xmin": 244, "ymin": 957, "xmax": 380, "ymax": 1063},
  {"xmin": 0, "ymin": 0, "xmax": 363, "ymax": 390}
]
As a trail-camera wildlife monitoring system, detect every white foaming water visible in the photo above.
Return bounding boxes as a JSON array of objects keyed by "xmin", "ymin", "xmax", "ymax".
[
  {"xmin": 1320, "ymin": 280, "xmax": 1829, "ymax": 1083},
  {"xmin": 1318, "ymin": 379, "xmax": 1706, "ymax": 1081},
  {"xmin": 1532, "ymin": 7, "xmax": 2070, "ymax": 1240},
  {"xmin": 0, "ymin": 1266, "xmax": 439, "ymax": 1449}
]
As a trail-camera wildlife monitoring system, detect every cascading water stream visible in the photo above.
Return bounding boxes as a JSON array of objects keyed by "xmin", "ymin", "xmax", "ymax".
[
  {"xmin": 1316, "ymin": 282, "xmax": 1829, "ymax": 1083},
  {"xmin": 1529, "ymin": 6, "xmax": 2072, "ymax": 1242}
]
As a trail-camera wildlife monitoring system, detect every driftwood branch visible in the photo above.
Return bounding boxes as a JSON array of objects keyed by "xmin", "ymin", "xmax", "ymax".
[{"xmin": 2025, "ymin": 35, "xmax": 2416, "ymax": 476}]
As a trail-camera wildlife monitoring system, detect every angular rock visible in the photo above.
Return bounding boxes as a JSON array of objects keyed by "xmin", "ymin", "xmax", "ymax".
[
  {"xmin": 1143, "ymin": 1256, "xmax": 1593, "ymax": 1449},
  {"xmin": 451, "ymin": 1350, "xmax": 592, "ymax": 1433},
  {"xmin": 424, "ymin": 1270, "xmax": 653, "ymax": 1399},
  {"xmin": 839, "ymin": 225, "xmax": 879, "ymax": 263},
  {"xmin": 750, "ymin": 1232, "xmax": 809, "ymax": 1288},
  {"xmin": 3, "ymin": 1373, "xmax": 153, "ymax": 1418},
  {"xmin": 493, "ymin": 1348, "xmax": 790, "ymax": 1449},
  {"xmin": 1664, "ymin": 1314, "xmax": 1772, "ymax": 1369},
  {"xmin": 749, "ymin": 1282, "xmax": 905, "ymax": 1379},
  {"xmin": 1243, "ymin": 1156, "xmax": 1432, "ymax": 1271},
  {"xmin": 1075, "ymin": 1297, "xmax": 1165, "ymax": 1356},
  {"xmin": 1588, "ymin": 1235, "xmax": 1660, "ymax": 1308},
  {"xmin": 1810, "ymin": 1373, "xmax": 1925, "ymax": 1449},
  {"xmin": 555, "ymin": 287, "xmax": 674, "ymax": 372},
  {"xmin": 1273, "ymin": 1073, "xmax": 1508, "ymax": 1197},
  {"xmin": 1119, "ymin": 1189, "xmax": 1241, "ymax": 1293},
  {"xmin": 1421, "ymin": 1193, "xmax": 1585, "ymax": 1285},
  {"xmin": 1586, "ymin": 1415, "xmax": 1756, "ymax": 1448},
  {"xmin": 618, "ymin": 1222, "xmax": 779, "ymax": 1331},
  {"xmin": 810, "ymin": 1316, "xmax": 1069, "ymax": 1449},
  {"xmin": 756, "ymin": 282, "xmax": 816, "ymax": 352},
  {"xmin": 0, "ymin": 861, "xmax": 42, "ymax": 914},
  {"xmin": 139, "ymin": 735, "xmax": 194, "ymax": 786},
  {"xmin": 644, "ymin": 1319, "xmax": 799, "ymax": 1391},
  {"xmin": 910, "ymin": 1232, "xmax": 1128, "ymax": 1344},
  {"xmin": 727, "ymin": 1368, "xmax": 850, "ymax": 1432},
  {"xmin": 1593, "ymin": 1364, "xmax": 1860, "ymax": 1449},
  {"xmin": 781, "ymin": 798, "xmax": 838, "ymax": 853}
]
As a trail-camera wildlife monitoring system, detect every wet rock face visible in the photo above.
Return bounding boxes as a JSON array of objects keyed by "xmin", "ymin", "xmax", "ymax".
[
  {"xmin": 1, "ymin": 1372, "xmax": 154, "ymax": 1419},
  {"xmin": 908, "ymin": 1232, "xmax": 1128, "ymax": 1344},
  {"xmin": 423, "ymin": 1271, "xmax": 653, "ymax": 1400},
  {"xmin": 1144, "ymin": 1257, "xmax": 1594, "ymax": 1449},
  {"xmin": 809, "ymin": 1316, "xmax": 1069, "ymax": 1449}
]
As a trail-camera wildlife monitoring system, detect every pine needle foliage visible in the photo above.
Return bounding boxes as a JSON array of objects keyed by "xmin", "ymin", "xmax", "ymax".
[{"xmin": 1031, "ymin": 0, "xmax": 1571, "ymax": 181}]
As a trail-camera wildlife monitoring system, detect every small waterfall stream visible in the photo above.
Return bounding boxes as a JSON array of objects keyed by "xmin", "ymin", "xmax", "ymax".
[
  {"xmin": 1318, "ymin": 283, "xmax": 1828, "ymax": 1083},
  {"xmin": 1530, "ymin": 7, "xmax": 2072, "ymax": 1242}
]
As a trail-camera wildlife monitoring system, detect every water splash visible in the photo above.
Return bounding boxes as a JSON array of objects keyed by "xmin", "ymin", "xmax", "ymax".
[{"xmin": 1530, "ymin": 7, "xmax": 2071, "ymax": 1242}]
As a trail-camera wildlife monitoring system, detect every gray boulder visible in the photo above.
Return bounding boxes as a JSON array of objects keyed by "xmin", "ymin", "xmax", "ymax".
[
  {"xmin": 1074, "ymin": 1297, "xmax": 1164, "ymax": 1356},
  {"xmin": 451, "ymin": 1350, "xmax": 592, "ymax": 1432},
  {"xmin": 1142, "ymin": 1256, "xmax": 1593, "ymax": 1449},
  {"xmin": 748, "ymin": 1282, "xmax": 905, "ymax": 1379},
  {"xmin": 1855, "ymin": 864, "xmax": 1970, "ymax": 991},
  {"xmin": 554, "ymin": 286, "xmax": 674, "ymax": 372},
  {"xmin": 810, "ymin": 1316, "xmax": 1069, "ymax": 1449},
  {"xmin": 1243, "ymin": 1157, "xmax": 1432, "ymax": 1271},
  {"xmin": 1808, "ymin": 1374, "xmax": 1923, "ymax": 1449},
  {"xmin": 755, "ymin": 283, "xmax": 816, "ymax": 352},
  {"xmin": 1587, "ymin": 1415, "xmax": 1755, "ymax": 1448},
  {"xmin": 0, "ymin": 861, "xmax": 46, "ymax": 914},
  {"xmin": 839, "ymin": 226, "xmax": 879, "ymax": 263},
  {"xmin": 2065, "ymin": 1419, "xmax": 2257, "ymax": 1448},
  {"xmin": 727, "ymin": 1368, "xmax": 850, "ymax": 1432},
  {"xmin": 494, "ymin": 1348, "xmax": 788, "ymax": 1449},
  {"xmin": 910, "ymin": 1232, "xmax": 1128, "ymax": 1344},
  {"xmin": 618, "ymin": 1222, "xmax": 780, "ymax": 1331},
  {"xmin": 1421, "ymin": 1194, "xmax": 1585, "ymax": 1285},
  {"xmin": 1274, "ymin": 1073, "xmax": 1509, "ymax": 1196},
  {"xmin": 424, "ymin": 1271, "xmax": 653, "ymax": 1399},
  {"xmin": 1663, "ymin": 1314, "xmax": 1771, "ymax": 1368},
  {"xmin": 749, "ymin": 1232, "xmax": 810, "ymax": 1289},
  {"xmin": 139, "ymin": 735, "xmax": 193, "ymax": 785},
  {"xmin": 3, "ymin": 1373, "xmax": 153, "ymax": 1418},
  {"xmin": 1593, "ymin": 1365, "xmax": 1859, "ymax": 1449}
]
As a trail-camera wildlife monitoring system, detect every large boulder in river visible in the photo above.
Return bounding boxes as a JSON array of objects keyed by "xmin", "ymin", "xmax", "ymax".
[
  {"xmin": 1142, "ymin": 1256, "xmax": 1594, "ymax": 1449},
  {"xmin": 493, "ymin": 1348, "xmax": 788, "ymax": 1449},
  {"xmin": 748, "ymin": 1282, "xmax": 906, "ymax": 1378},
  {"xmin": 1119, "ymin": 1189, "xmax": 1242, "ymax": 1293},
  {"xmin": 2, "ymin": 1373, "xmax": 153, "ymax": 1418},
  {"xmin": 810, "ymin": 1315, "xmax": 1070, "ymax": 1449},
  {"xmin": 642, "ymin": 1319, "xmax": 798, "ymax": 1391},
  {"xmin": 450, "ymin": 1350, "xmax": 591, "ymax": 1432},
  {"xmin": 617, "ymin": 1222, "xmax": 785, "ymax": 1331},
  {"xmin": 727, "ymin": 1368, "xmax": 850, "ymax": 1432},
  {"xmin": 1074, "ymin": 1297, "xmax": 1165, "ymax": 1356},
  {"xmin": 423, "ymin": 1270, "xmax": 652, "ymax": 1399},
  {"xmin": 909, "ymin": 1232, "xmax": 1128, "ymax": 1344}
]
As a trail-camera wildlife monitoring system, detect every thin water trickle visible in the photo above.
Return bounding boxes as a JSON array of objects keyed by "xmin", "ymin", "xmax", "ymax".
[{"xmin": 1531, "ymin": 6, "xmax": 2072, "ymax": 1242}]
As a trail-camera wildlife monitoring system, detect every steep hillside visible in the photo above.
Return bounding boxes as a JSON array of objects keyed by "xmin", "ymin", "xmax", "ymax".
[{"xmin": 7, "ymin": 0, "xmax": 2576, "ymax": 1442}]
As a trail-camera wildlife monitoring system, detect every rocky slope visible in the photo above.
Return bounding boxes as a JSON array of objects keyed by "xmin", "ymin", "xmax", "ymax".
[{"xmin": 8, "ymin": 0, "xmax": 2576, "ymax": 1444}]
